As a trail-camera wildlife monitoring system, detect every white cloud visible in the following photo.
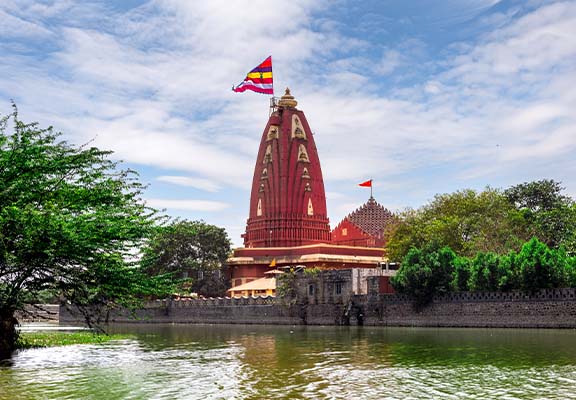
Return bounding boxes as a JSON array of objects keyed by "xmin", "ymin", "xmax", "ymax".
[
  {"xmin": 157, "ymin": 176, "xmax": 220, "ymax": 192},
  {"xmin": 374, "ymin": 49, "xmax": 402, "ymax": 75},
  {"xmin": 145, "ymin": 198, "xmax": 230, "ymax": 212},
  {"xmin": 1, "ymin": 0, "xmax": 575, "ymax": 245}
]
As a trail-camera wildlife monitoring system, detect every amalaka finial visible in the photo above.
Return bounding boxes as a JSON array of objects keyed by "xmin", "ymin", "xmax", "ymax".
[{"xmin": 278, "ymin": 87, "xmax": 298, "ymax": 108}]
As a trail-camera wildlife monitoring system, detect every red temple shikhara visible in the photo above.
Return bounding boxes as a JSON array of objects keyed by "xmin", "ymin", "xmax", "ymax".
[{"xmin": 227, "ymin": 89, "xmax": 396, "ymax": 297}]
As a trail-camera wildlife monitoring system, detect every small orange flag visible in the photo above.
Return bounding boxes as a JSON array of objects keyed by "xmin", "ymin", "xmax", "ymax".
[
  {"xmin": 269, "ymin": 258, "xmax": 277, "ymax": 268},
  {"xmin": 358, "ymin": 179, "xmax": 372, "ymax": 187}
]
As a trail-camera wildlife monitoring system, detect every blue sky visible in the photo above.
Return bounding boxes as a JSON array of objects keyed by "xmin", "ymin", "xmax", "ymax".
[{"xmin": 1, "ymin": 0, "xmax": 575, "ymax": 246}]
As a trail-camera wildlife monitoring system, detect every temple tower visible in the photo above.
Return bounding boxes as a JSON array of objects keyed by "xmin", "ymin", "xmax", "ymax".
[{"xmin": 243, "ymin": 89, "xmax": 331, "ymax": 247}]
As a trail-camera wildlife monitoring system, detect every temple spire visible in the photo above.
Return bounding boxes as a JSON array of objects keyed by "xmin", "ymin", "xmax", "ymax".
[{"xmin": 243, "ymin": 89, "xmax": 330, "ymax": 247}]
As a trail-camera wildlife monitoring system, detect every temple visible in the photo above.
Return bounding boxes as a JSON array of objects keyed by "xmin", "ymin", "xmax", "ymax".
[
  {"xmin": 227, "ymin": 89, "xmax": 395, "ymax": 297},
  {"xmin": 331, "ymin": 197, "xmax": 397, "ymax": 248}
]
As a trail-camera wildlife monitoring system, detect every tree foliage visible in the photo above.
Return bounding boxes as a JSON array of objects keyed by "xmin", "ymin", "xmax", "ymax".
[
  {"xmin": 516, "ymin": 238, "xmax": 568, "ymax": 293},
  {"xmin": 386, "ymin": 181, "xmax": 576, "ymax": 262},
  {"xmin": 390, "ymin": 245, "xmax": 456, "ymax": 306},
  {"xmin": 0, "ymin": 107, "xmax": 172, "ymax": 358},
  {"xmin": 386, "ymin": 188, "xmax": 525, "ymax": 261},
  {"xmin": 392, "ymin": 238, "xmax": 576, "ymax": 305},
  {"xmin": 505, "ymin": 180, "xmax": 576, "ymax": 253},
  {"xmin": 140, "ymin": 220, "xmax": 231, "ymax": 297}
]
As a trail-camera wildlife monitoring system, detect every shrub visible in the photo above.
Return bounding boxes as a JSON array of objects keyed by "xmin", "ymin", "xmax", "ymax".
[
  {"xmin": 468, "ymin": 252, "xmax": 501, "ymax": 291},
  {"xmin": 391, "ymin": 244, "xmax": 456, "ymax": 306},
  {"xmin": 517, "ymin": 238, "xmax": 568, "ymax": 292}
]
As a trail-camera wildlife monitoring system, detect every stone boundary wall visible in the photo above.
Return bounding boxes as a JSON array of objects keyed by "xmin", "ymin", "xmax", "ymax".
[
  {"xmin": 358, "ymin": 288, "xmax": 576, "ymax": 328},
  {"xmin": 59, "ymin": 296, "xmax": 303, "ymax": 325},
  {"xmin": 59, "ymin": 288, "xmax": 576, "ymax": 328},
  {"xmin": 16, "ymin": 304, "xmax": 59, "ymax": 323}
]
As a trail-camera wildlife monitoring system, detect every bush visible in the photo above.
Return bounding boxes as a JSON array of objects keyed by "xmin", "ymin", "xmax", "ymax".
[
  {"xmin": 391, "ymin": 245, "xmax": 456, "ymax": 306},
  {"xmin": 517, "ymin": 238, "xmax": 568, "ymax": 292},
  {"xmin": 452, "ymin": 256, "xmax": 471, "ymax": 292},
  {"xmin": 468, "ymin": 252, "xmax": 501, "ymax": 291}
]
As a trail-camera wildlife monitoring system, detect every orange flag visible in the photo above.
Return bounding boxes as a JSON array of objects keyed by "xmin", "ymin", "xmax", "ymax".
[{"xmin": 358, "ymin": 179, "xmax": 372, "ymax": 187}]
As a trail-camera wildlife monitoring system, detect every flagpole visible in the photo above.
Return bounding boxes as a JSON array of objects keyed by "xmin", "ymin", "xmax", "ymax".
[{"xmin": 370, "ymin": 179, "xmax": 373, "ymax": 199}]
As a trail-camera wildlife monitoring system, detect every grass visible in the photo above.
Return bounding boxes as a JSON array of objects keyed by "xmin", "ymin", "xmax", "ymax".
[{"xmin": 16, "ymin": 331, "xmax": 132, "ymax": 350}]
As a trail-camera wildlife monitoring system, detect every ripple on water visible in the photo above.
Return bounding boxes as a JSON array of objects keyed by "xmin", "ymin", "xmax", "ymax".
[{"xmin": 2, "ymin": 326, "xmax": 576, "ymax": 400}]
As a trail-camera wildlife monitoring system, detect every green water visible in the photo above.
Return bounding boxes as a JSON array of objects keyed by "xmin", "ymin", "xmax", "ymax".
[{"xmin": 2, "ymin": 324, "xmax": 576, "ymax": 399}]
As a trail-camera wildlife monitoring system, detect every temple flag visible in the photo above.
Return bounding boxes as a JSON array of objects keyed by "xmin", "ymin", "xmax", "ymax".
[
  {"xmin": 359, "ymin": 179, "xmax": 373, "ymax": 198},
  {"xmin": 269, "ymin": 258, "xmax": 277, "ymax": 268},
  {"xmin": 232, "ymin": 56, "xmax": 274, "ymax": 95}
]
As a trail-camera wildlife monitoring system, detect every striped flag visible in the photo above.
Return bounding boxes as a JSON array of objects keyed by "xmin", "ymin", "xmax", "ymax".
[{"xmin": 232, "ymin": 56, "xmax": 273, "ymax": 95}]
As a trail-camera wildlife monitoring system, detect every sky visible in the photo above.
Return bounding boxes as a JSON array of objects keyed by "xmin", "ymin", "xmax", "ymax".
[{"xmin": 1, "ymin": 0, "xmax": 575, "ymax": 247}]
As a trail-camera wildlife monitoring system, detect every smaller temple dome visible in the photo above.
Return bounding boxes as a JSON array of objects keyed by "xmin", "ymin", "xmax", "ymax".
[
  {"xmin": 332, "ymin": 197, "xmax": 397, "ymax": 248},
  {"xmin": 278, "ymin": 88, "xmax": 298, "ymax": 108}
]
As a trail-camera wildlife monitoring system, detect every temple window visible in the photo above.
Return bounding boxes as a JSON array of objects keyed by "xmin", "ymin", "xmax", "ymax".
[
  {"xmin": 259, "ymin": 183, "xmax": 265, "ymax": 192},
  {"xmin": 335, "ymin": 282, "xmax": 342, "ymax": 295},
  {"xmin": 257, "ymin": 198, "xmax": 263, "ymax": 216},
  {"xmin": 261, "ymin": 168, "xmax": 268, "ymax": 180},
  {"xmin": 342, "ymin": 228, "xmax": 348, "ymax": 236},
  {"xmin": 307, "ymin": 198, "xmax": 314, "ymax": 215},
  {"xmin": 308, "ymin": 284, "xmax": 315, "ymax": 296},
  {"xmin": 305, "ymin": 182, "xmax": 312, "ymax": 192},
  {"xmin": 297, "ymin": 144, "xmax": 310, "ymax": 163},
  {"xmin": 301, "ymin": 167, "xmax": 310, "ymax": 179}
]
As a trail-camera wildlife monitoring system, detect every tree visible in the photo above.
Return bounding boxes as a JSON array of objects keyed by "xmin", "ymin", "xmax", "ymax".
[
  {"xmin": 391, "ymin": 244, "xmax": 456, "ymax": 306},
  {"xmin": 386, "ymin": 188, "xmax": 525, "ymax": 261},
  {"xmin": 140, "ymin": 220, "xmax": 231, "ymax": 297},
  {"xmin": 452, "ymin": 256, "xmax": 471, "ymax": 292},
  {"xmin": 505, "ymin": 180, "xmax": 576, "ymax": 253},
  {"xmin": 0, "ymin": 107, "xmax": 172, "ymax": 359},
  {"xmin": 517, "ymin": 238, "xmax": 568, "ymax": 293},
  {"xmin": 468, "ymin": 252, "xmax": 501, "ymax": 292}
]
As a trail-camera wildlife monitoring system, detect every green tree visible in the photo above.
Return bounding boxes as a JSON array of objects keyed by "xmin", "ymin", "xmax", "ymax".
[
  {"xmin": 0, "ymin": 107, "xmax": 172, "ymax": 359},
  {"xmin": 517, "ymin": 238, "xmax": 568, "ymax": 292},
  {"xmin": 386, "ymin": 188, "xmax": 524, "ymax": 261},
  {"xmin": 140, "ymin": 220, "xmax": 231, "ymax": 297},
  {"xmin": 391, "ymin": 245, "xmax": 456, "ymax": 306},
  {"xmin": 468, "ymin": 252, "xmax": 501, "ymax": 292},
  {"xmin": 505, "ymin": 180, "xmax": 576, "ymax": 253},
  {"xmin": 495, "ymin": 252, "xmax": 521, "ymax": 291},
  {"xmin": 452, "ymin": 256, "xmax": 471, "ymax": 292}
]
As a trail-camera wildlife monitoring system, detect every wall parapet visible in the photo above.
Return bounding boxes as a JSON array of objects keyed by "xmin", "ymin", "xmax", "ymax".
[
  {"xmin": 371, "ymin": 288, "xmax": 576, "ymax": 304},
  {"xmin": 144, "ymin": 295, "xmax": 278, "ymax": 309},
  {"xmin": 58, "ymin": 287, "xmax": 576, "ymax": 328}
]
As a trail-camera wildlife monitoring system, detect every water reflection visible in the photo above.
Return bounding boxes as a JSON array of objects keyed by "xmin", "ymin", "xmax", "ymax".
[{"xmin": 1, "ymin": 325, "xmax": 576, "ymax": 399}]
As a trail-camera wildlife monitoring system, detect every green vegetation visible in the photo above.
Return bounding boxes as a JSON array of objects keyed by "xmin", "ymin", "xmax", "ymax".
[
  {"xmin": 0, "ymin": 107, "xmax": 174, "ymax": 359},
  {"xmin": 276, "ymin": 269, "xmax": 297, "ymax": 304},
  {"xmin": 16, "ymin": 331, "xmax": 132, "ymax": 349},
  {"xmin": 303, "ymin": 267, "xmax": 321, "ymax": 278},
  {"xmin": 391, "ymin": 238, "xmax": 576, "ymax": 304},
  {"xmin": 140, "ymin": 220, "xmax": 232, "ymax": 297},
  {"xmin": 388, "ymin": 179, "xmax": 576, "ymax": 304},
  {"xmin": 386, "ymin": 180, "xmax": 576, "ymax": 262}
]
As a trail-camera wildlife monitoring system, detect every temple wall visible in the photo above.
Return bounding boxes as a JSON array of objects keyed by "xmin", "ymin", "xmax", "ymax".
[
  {"xmin": 358, "ymin": 288, "xmax": 576, "ymax": 328},
  {"xmin": 59, "ymin": 288, "xmax": 576, "ymax": 329}
]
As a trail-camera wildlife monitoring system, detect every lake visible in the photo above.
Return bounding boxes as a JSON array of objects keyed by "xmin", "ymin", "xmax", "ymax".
[{"xmin": 1, "ymin": 324, "xmax": 576, "ymax": 399}]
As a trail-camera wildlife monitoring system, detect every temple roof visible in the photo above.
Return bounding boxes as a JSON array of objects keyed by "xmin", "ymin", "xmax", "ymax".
[
  {"xmin": 227, "ymin": 277, "xmax": 276, "ymax": 293},
  {"xmin": 345, "ymin": 197, "xmax": 396, "ymax": 238}
]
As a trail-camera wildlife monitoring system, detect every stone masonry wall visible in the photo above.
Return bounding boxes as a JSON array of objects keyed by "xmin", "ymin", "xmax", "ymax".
[
  {"xmin": 359, "ymin": 288, "xmax": 576, "ymax": 328},
  {"xmin": 59, "ymin": 288, "xmax": 576, "ymax": 328},
  {"xmin": 59, "ymin": 296, "xmax": 303, "ymax": 325}
]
